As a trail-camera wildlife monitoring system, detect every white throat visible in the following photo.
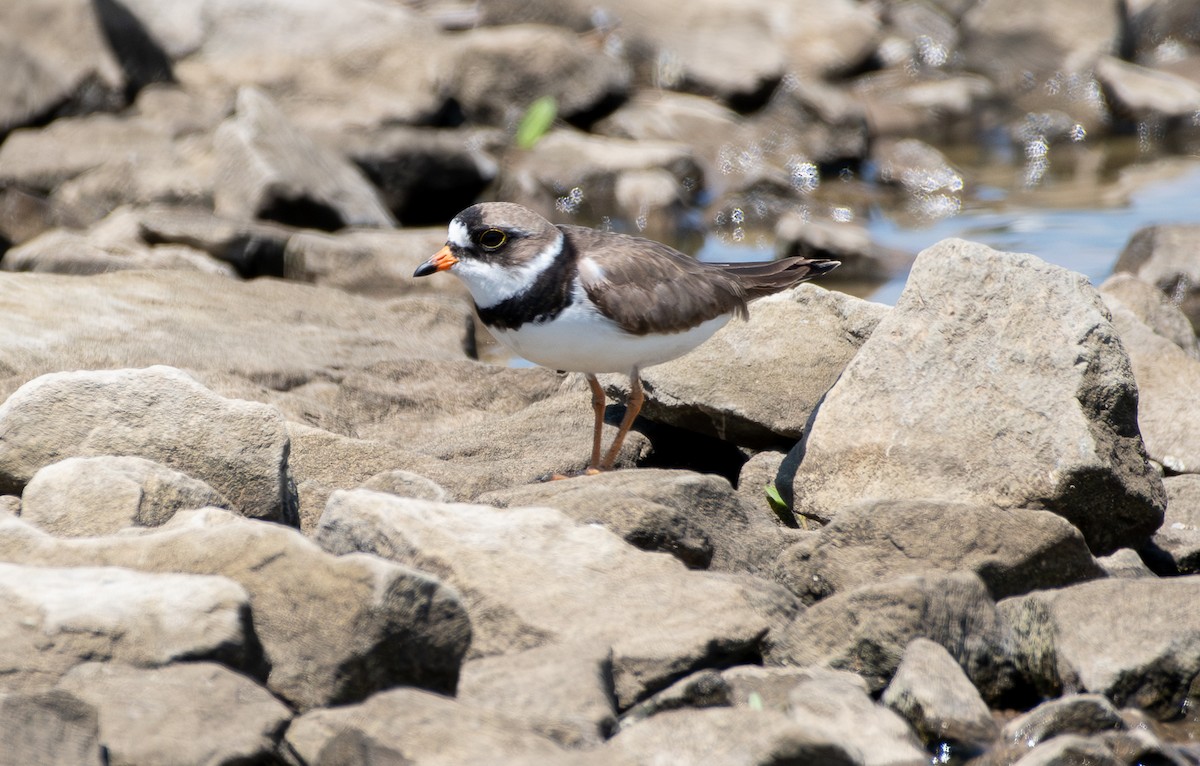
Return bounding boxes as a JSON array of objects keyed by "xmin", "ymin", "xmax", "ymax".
[{"xmin": 451, "ymin": 229, "xmax": 564, "ymax": 309}]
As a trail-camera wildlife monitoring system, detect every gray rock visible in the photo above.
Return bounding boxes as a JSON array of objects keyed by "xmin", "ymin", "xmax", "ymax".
[
  {"xmin": 0, "ymin": 269, "xmax": 473, "ymax": 386},
  {"xmin": 1002, "ymin": 694, "xmax": 1125, "ymax": 747},
  {"xmin": 360, "ymin": 470, "xmax": 448, "ymax": 503},
  {"xmin": 479, "ymin": 468, "xmax": 782, "ymax": 574},
  {"xmin": 1096, "ymin": 56, "xmax": 1200, "ymax": 121},
  {"xmin": 213, "ymin": 87, "xmax": 395, "ymax": 229},
  {"xmin": 0, "ymin": 508, "xmax": 470, "ymax": 712},
  {"xmin": 787, "ymin": 238, "xmax": 1166, "ymax": 556},
  {"xmin": 443, "ymin": 24, "xmax": 629, "ymax": 127},
  {"xmin": 1114, "ymin": 224, "xmax": 1200, "ymax": 335},
  {"xmin": 0, "ymin": 689, "xmax": 102, "ymax": 766},
  {"xmin": 0, "ymin": 562, "xmax": 251, "ymax": 692},
  {"xmin": 768, "ymin": 571, "xmax": 1015, "ymax": 701},
  {"xmin": 286, "ymin": 687, "xmax": 567, "ymax": 765},
  {"xmin": 1095, "ymin": 548, "xmax": 1156, "ymax": 579},
  {"xmin": 1108, "ymin": 304, "xmax": 1200, "ymax": 474},
  {"xmin": 1165, "ymin": 474, "xmax": 1200, "ymax": 528},
  {"xmin": 1, "ymin": 229, "xmax": 236, "ymax": 277},
  {"xmin": 737, "ymin": 450, "xmax": 792, "ymax": 524},
  {"xmin": 0, "ymin": 366, "xmax": 294, "ymax": 523},
  {"xmin": 316, "ymin": 490, "xmax": 795, "ymax": 710},
  {"xmin": 21, "ymin": 455, "xmax": 231, "ymax": 536},
  {"xmin": 850, "ymin": 71, "xmax": 995, "ymax": 141},
  {"xmin": 774, "ymin": 215, "xmax": 903, "ymax": 283},
  {"xmin": 1099, "ymin": 273, "xmax": 1198, "ymax": 359},
  {"xmin": 1012, "ymin": 734, "xmax": 1122, "ymax": 766},
  {"xmin": 285, "ymin": 227, "xmax": 463, "ymax": 298},
  {"xmin": 0, "ymin": 495, "xmax": 17, "ymax": 516},
  {"xmin": 617, "ymin": 669, "xmax": 731, "ymax": 731},
  {"xmin": 787, "ymin": 667, "xmax": 928, "ymax": 766},
  {"xmin": 773, "ymin": 500, "xmax": 1104, "ymax": 604},
  {"xmin": 604, "ymin": 285, "xmax": 888, "ymax": 450},
  {"xmin": 607, "ymin": 707, "xmax": 855, "ymax": 766},
  {"xmin": 58, "ymin": 662, "xmax": 291, "ymax": 766},
  {"xmin": 882, "ymin": 638, "xmax": 999, "ymax": 752},
  {"xmin": 1000, "ymin": 578, "xmax": 1200, "ymax": 716},
  {"xmin": 1141, "ymin": 525, "xmax": 1200, "ymax": 575}
]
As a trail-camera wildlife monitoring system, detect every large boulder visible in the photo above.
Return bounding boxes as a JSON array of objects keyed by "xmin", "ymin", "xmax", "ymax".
[{"xmin": 786, "ymin": 238, "xmax": 1165, "ymax": 555}]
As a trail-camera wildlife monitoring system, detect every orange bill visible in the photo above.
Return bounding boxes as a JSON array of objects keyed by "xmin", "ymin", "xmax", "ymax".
[{"xmin": 413, "ymin": 245, "xmax": 458, "ymax": 277}]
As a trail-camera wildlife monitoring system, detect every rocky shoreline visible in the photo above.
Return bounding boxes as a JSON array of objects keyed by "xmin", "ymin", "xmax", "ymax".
[{"xmin": 5, "ymin": 0, "xmax": 1200, "ymax": 764}]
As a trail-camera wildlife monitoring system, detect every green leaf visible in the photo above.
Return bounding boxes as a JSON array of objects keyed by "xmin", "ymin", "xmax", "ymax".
[
  {"xmin": 747, "ymin": 692, "xmax": 764, "ymax": 711},
  {"xmin": 515, "ymin": 96, "xmax": 557, "ymax": 149},
  {"xmin": 764, "ymin": 484, "xmax": 788, "ymax": 513}
]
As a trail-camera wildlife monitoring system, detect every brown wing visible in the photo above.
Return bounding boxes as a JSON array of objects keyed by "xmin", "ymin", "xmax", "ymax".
[
  {"xmin": 563, "ymin": 226, "xmax": 749, "ymax": 336},
  {"xmin": 710, "ymin": 257, "xmax": 840, "ymax": 299}
]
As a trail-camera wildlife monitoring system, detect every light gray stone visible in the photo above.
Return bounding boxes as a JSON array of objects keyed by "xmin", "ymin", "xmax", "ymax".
[
  {"xmin": 882, "ymin": 638, "xmax": 999, "ymax": 751},
  {"xmin": 1002, "ymin": 694, "xmax": 1125, "ymax": 747},
  {"xmin": 0, "ymin": 689, "xmax": 102, "ymax": 766},
  {"xmin": 1099, "ymin": 273, "xmax": 1198, "ymax": 359},
  {"xmin": 1114, "ymin": 224, "xmax": 1200, "ymax": 334}
]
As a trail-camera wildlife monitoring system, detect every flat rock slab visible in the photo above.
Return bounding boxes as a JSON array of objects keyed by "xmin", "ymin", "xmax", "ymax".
[
  {"xmin": 1000, "ymin": 577, "xmax": 1200, "ymax": 717},
  {"xmin": 58, "ymin": 662, "xmax": 291, "ymax": 766},
  {"xmin": 0, "ymin": 562, "xmax": 250, "ymax": 693},
  {"xmin": 317, "ymin": 490, "xmax": 795, "ymax": 709},
  {"xmin": 0, "ymin": 366, "xmax": 293, "ymax": 523},
  {"xmin": 0, "ymin": 508, "xmax": 470, "ymax": 712},
  {"xmin": 773, "ymin": 499, "xmax": 1104, "ymax": 604},
  {"xmin": 787, "ymin": 238, "xmax": 1165, "ymax": 555},
  {"xmin": 602, "ymin": 285, "xmax": 888, "ymax": 449}
]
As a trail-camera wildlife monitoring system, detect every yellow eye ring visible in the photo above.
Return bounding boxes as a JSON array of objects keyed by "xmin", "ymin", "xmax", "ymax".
[{"xmin": 478, "ymin": 229, "xmax": 507, "ymax": 250}]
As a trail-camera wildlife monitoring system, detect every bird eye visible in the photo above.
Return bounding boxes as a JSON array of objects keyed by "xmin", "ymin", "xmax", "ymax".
[{"xmin": 478, "ymin": 229, "xmax": 507, "ymax": 250}]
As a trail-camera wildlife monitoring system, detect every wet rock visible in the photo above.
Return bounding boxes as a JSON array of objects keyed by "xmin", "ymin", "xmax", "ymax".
[
  {"xmin": 1096, "ymin": 55, "xmax": 1200, "ymax": 123},
  {"xmin": 0, "ymin": 366, "xmax": 294, "ymax": 522},
  {"xmin": 1099, "ymin": 273, "xmax": 1198, "ymax": 359},
  {"xmin": 1114, "ymin": 224, "xmax": 1200, "ymax": 334},
  {"xmin": 0, "ymin": 562, "xmax": 252, "ymax": 692},
  {"xmin": 21, "ymin": 455, "xmax": 231, "ymax": 536},
  {"xmin": 1000, "ymin": 578, "xmax": 1200, "ymax": 716},
  {"xmin": 1107, "ymin": 305, "xmax": 1200, "ymax": 474},
  {"xmin": 316, "ymin": 490, "xmax": 795, "ymax": 709},
  {"xmin": 774, "ymin": 214, "xmax": 907, "ymax": 282},
  {"xmin": 213, "ymin": 87, "xmax": 395, "ymax": 230},
  {"xmin": 773, "ymin": 500, "xmax": 1104, "ymax": 604},
  {"xmin": 0, "ymin": 689, "xmax": 102, "ymax": 766},
  {"xmin": 768, "ymin": 571, "xmax": 1016, "ymax": 701},
  {"xmin": 285, "ymin": 227, "xmax": 465, "ymax": 298},
  {"xmin": 1002, "ymin": 694, "xmax": 1125, "ymax": 747},
  {"xmin": 787, "ymin": 667, "xmax": 928, "ymax": 766},
  {"xmin": 607, "ymin": 707, "xmax": 855, "ymax": 766},
  {"xmin": 479, "ymin": 468, "xmax": 781, "ymax": 574},
  {"xmin": 786, "ymin": 238, "xmax": 1166, "ymax": 556},
  {"xmin": 883, "ymin": 638, "xmax": 999, "ymax": 754},
  {"xmin": 0, "ymin": 270, "xmax": 473, "ymax": 386},
  {"xmin": 605, "ymin": 285, "xmax": 888, "ymax": 450},
  {"xmin": 58, "ymin": 662, "xmax": 291, "ymax": 766},
  {"xmin": 0, "ymin": 508, "xmax": 470, "ymax": 711},
  {"xmin": 496, "ymin": 129, "xmax": 701, "ymax": 225},
  {"xmin": 443, "ymin": 25, "xmax": 629, "ymax": 128},
  {"xmin": 1, "ymin": 228, "xmax": 236, "ymax": 277},
  {"xmin": 286, "ymin": 687, "xmax": 567, "ymax": 765}
]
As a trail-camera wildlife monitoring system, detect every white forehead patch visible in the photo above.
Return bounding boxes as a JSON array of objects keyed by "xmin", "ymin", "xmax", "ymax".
[
  {"xmin": 448, "ymin": 218, "xmax": 470, "ymax": 248},
  {"xmin": 451, "ymin": 229, "xmax": 564, "ymax": 309}
]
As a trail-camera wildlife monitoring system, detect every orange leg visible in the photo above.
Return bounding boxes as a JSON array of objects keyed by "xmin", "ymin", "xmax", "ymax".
[
  {"xmin": 585, "ymin": 374, "xmax": 607, "ymax": 471},
  {"xmin": 599, "ymin": 369, "xmax": 643, "ymax": 471}
]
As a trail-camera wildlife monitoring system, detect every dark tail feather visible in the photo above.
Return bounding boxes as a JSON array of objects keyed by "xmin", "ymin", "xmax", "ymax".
[{"xmin": 713, "ymin": 257, "xmax": 840, "ymax": 299}]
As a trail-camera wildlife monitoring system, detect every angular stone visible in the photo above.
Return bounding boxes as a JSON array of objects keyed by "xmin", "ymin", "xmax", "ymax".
[
  {"xmin": 1114, "ymin": 224, "xmax": 1200, "ymax": 334},
  {"xmin": 0, "ymin": 509, "xmax": 470, "ymax": 712},
  {"xmin": 1002, "ymin": 694, "xmax": 1125, "ymax": 747},
  {"xmin": 786, "ymin": 667, "xmax": 928, "ymax": 766},
  {"xmin": 479, "ymin": 468, "xmax": 782, "ymax": 575},
  {"xmin": 286, "ymin": 687, "xmax": 567, "ymax": 765},
  {"xmin": 1165, "ymin": 475, "xmax": 1200, "ymax": 528},
  {"xmin": 0, "ymin": 366, "xmax": 293, "ymax": 523},
  {"xmin": 213, "ymin": 87, "xmax": 395, "ymax": 229},
  {"xmin": 773, "ymin": 500, "xmax": 1104, "ymax": 604},
  {"xmin": 1000, "ymin": 578, "xmax": 1200, "ymax": 717},
  {"xmin": 1096, "ymin": 548, "xmax": 1156, "ymax": 579},
  {"xmin": 285, "ymin": 227, "xmax": 464, "ymax": 298},
  {"xmin": 1, "ymin": 229, "xmax": 235, "ymax": 277},
  {"xmin": 0, "ymin": 562, "xmax": 251, "ymax": 692},
  {"xmin": 882, "ymin": 638, "xmax": 999, "ymax": 753},
  {"xmin": 603, "ymin": 285, "xmax": 888, "ymax": 450},
  {"xmin": 1096, "ymin": 56, "xmax": 1200, "ymax": 120},
  {"xmin": 317, "ymin": 491, "xmax": 794, "ymax": 709},
  {"xmin": 58, "ymin": 662, "xmax": 291, "ymax": 766},
  {"xmin": 0, "ymin": 689, "xmax": 102, "ymax": 766},
  {"xmin": 1099, "ymin": 273, "xmax": 1198, "ymax": 359},
  {"xmin": 787, "ymin": 239, "xmax": 1165, "ymax": 556},
  {"xmin": 1012, "ymin": 735, "xmax": 1122, "ymax": 766},
  {"xmin": 21, "ymin": 455, "xmax": 230, "ymax": 537},
  {"xmin": 768, "ymin": 571, "xmax": 1015, "ymax": 701}
]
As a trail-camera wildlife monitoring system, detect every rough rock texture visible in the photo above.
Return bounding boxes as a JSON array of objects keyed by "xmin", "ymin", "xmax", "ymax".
[
  {"xmin": 0, "ymin": 689, "xmax": 102, "ymax": 766},
  {"xmin": 21, "ymin": 455, "xmax": 231, "ymax": 536},
  {"xmin": 773, "ymin": 499, "xmax": 1104, "ymax": 604},
  {"xmin": 1001, "ymin": 578, "xmax": 1200, "ymax": 717},
  {"xmin": 0, "ymin": 509, "xmax": 470, "ymax": 712},
  {"xmin": 58, "ymin": 662, "xmax": 292, "ymax": 766},
  {"xmin": 882, "ymin": 638, "xmax": 999, "ymax": 753},
  {"xmin": 1114, "ymin": 224, "xmax": 1200, "ymax": 334},
  {"xmin": 317, "ymin": 490, "xmax": 795, "ymax": 710},
  {"xmin": 479, "ymin": 468, "xmax": 782, "ymax": 574},
  {"xmin": 787, "ymin": 239, "xmax": 1166, "ymax": 555},
  {"xmin": 0, "ymin": 366, "xmax": 294, "ymax": 523},
  {"xmin": 1099, "ymin": 273, "xmax": 1198, "ymax": 359},
  {"xmin": 603, "ymin": 285, "xmax": 889, "ymax": 449},
  {"xmin": 0, "ymin": 562, "xmax": 251, "ymax": 692},
  {"xmin": 1001, "ymin": 694, "xmax": 1126, "ymax": 747}
]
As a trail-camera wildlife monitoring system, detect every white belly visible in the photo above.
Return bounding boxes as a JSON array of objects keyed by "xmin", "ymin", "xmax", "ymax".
[{"xmin": 491, "ymin": 302, "xmax": 732, "ymax": 374}]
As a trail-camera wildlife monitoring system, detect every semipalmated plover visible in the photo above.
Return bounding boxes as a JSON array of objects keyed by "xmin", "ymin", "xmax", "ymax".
[{"xmin": 415, "ymin": 202, "xmax": 839, "ymax": 472}]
